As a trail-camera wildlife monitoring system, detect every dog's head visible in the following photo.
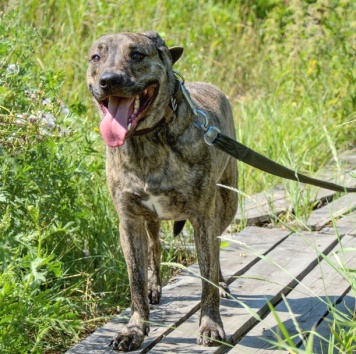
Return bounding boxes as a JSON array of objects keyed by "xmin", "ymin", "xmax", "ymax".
[{"xmin": 87, "ymin": 31, "xmax": 183, "ymax": 147}]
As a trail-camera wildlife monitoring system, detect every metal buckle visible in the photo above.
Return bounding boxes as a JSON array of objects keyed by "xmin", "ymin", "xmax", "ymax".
[
  {"xmin": 204, "ymin": 126, "xmax": 221, "ymax": 145},
  {"xmin": 193, "ymin": 110, "xmax": 220, "ymax": 145},
  {"xmin": 193, "ymin": 109, "xmax": 208, "ymax": 131}
]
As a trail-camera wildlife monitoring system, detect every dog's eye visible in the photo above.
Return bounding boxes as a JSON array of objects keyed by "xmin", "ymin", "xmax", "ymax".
[
  {"xmin": 130, "ymin": 51, "xmax": 145, "ymax": 62},
  {"xmin": 91, "ymin": 54, "xmax": 101, "ymax": 63}
]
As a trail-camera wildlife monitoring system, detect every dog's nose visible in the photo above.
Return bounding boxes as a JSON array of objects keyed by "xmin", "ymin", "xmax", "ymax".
[{"xmin": 99, "ymin": 73, "xmax": 125, "ymax": 90}]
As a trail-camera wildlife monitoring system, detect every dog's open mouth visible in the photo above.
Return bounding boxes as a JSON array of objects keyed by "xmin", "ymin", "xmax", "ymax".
[{"xmin": 98, "ymin": 85, "xmax": 157, "ymax": 147}]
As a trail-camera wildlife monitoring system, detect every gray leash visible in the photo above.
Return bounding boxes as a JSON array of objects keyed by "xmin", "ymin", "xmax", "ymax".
[{"xmin": 212, "ymin": 132, "xmax": 356, "ymax": 193}]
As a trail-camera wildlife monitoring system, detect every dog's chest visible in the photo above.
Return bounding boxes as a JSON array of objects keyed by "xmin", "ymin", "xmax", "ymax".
[
  {"xmin": 107, "ymin": 144, "xmax": 206, "ymax": 220},
  {"xmin": 141, "ymin": 194, "xmax": 177, "ymax": 219}
]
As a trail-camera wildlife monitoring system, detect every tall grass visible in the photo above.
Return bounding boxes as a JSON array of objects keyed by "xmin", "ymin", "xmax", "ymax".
[{"xmin": 0, "ymin": 0, "xmax": 355, "ymax": 352}]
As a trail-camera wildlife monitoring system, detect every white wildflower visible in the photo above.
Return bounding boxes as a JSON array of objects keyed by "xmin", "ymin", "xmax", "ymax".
[
  {"xmin": 42, "ymin": 98, "xmax": 52, "ymax": 106},
  {"xmin": 6, "ymin": 64, "xmax": 19, "ymax": 74},
  {"xmin": 60, "ymin": 102, "xmax": 70, "ymax": 115},
  {"xmin": 39, "ymin": 128, "xmax": 50, "ymax": 136},
  {"xmin": 28, "ymin": 114, "xmax": 38, "ymax": 123},
  {"xmin": 42, "ymin": 113, "xmax": 56, "ymax": 129}
]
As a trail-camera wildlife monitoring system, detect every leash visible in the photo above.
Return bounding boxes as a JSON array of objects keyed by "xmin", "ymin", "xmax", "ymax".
[
  {"xmin": 175, "ymin": 73, "xmax": 356, "ymax": 193},
  {"xmin": 212, "ymin": 132, "xmax": 356, "ymax": 193}
]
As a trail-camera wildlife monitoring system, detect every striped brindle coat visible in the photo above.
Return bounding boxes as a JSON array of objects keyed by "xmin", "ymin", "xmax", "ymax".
[{"xmin": 87, "ymin": 31, "xmax": 238, "ymax": 351}]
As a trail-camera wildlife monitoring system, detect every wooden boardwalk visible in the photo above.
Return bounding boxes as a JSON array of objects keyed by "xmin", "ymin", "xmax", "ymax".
[{"xmin": 67, "ymin": 151, "xmax": 355, "ymax": 354}]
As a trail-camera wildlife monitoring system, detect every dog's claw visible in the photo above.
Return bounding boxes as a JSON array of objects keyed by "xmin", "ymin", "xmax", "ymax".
[
  {"xmin": 109, "ymin": 335, "xmax": 126, "ymax": 351},
  {"xmin": 110, "ymin": 324, "xmax": 147, "ymax": 351},
  {"xmin": 148, "ymin": 284, "xmax": 161, "ymax": 305},
  {"xmin": 219, "ymin": 282, "xmax": 230, "ymax": 298},
  {"xmin": 118, "ymin": 341, "xmax": 125, "ymax": 351},
  {"xmin": 197, "ymin": 316, "xmax": 225, "ymax": 347}
]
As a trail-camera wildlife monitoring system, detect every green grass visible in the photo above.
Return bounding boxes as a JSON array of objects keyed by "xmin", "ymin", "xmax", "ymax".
[{"xmin": 0, "ymin": 0, "xmax": 355, "ymax": 352}]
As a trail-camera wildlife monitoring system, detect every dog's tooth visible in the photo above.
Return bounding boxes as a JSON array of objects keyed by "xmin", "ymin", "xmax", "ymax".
[
  {"xmin": 127, "ymin": 122, "xmax": 132, "ymax": 130},
  {"xmin": 134, "ymin": 96, "xmax": 140, "ymax": 113}
]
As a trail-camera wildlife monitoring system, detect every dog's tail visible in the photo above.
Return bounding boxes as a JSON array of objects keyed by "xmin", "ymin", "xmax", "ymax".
[{"xmin": 173, "ymin": 220, "xmax": 186, "ymax": 236}]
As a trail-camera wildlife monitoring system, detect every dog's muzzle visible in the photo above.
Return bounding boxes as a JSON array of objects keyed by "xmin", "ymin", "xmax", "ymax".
[{"xmin": 96, "ymin": 83, "xmax": 158, "ymax": 147}]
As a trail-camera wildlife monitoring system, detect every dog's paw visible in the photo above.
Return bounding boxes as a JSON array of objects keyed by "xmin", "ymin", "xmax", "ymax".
[
  {"xmin": 197, "ymin": 317, "xmax": 226, "ymax": 347},
  {"xmin": 148, "ymin": 284, "xmax": 161, "ymax": 304},
  {"xmin": 219, "ymin": 281, "xmax": 230, "ymax": 298},
  {"xmin": 110, "ymin": 325, "xmax": 148, "ymax": 352}
]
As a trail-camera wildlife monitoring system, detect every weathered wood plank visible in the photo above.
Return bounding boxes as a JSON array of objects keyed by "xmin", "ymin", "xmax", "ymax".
[
  {"xmin": 307, "ymin": 194, "xmax": 356, "ymax": 231},
  {"xmin": 66, "ymin": 227, "xmax": 290, "ymax": 354},
  {"xmin": 149, "ymin": 232, "xmax": 339, "ymax": 353},
  {"xmin": 311, "ymin": 170, "xmax": 356, "ymax": 204},
  {"xmin": 320, "ymin": 210, "xmax": 356, "ymax": 236},
  {"xmin": 219, "ymin": 227, "xmax": 290, "ymax": 281},
  {"xmin": 230, "ymin": 234, "xmax": 356, "ymax": 353},
  {"xmin": 338, "ymin": 148, "xmax": 356, "ymax": 166},
  {"xmin": 236, "ymin": 186, "xmax": 288, "ymax": 225},
  {"xmin": 301, "ymin": 290, "xmax": 355, "ymax": 354},
  {"xmin": 236, "ymin": 164, "xmax": 355, "ymax": 227}
]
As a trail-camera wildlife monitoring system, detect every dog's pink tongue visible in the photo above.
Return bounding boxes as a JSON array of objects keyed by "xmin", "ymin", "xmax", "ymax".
[{"xmin": 100, "ymin": 96, "xmax": 135, "ymax": 147}]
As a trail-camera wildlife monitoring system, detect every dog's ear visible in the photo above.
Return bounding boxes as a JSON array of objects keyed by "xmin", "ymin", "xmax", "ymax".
[
  {"xmin": 169, "ymin": 46, "xmax": 184, "ymax": 65},
  {"xmin": 141, "ymin": 31, "xmax": 183, "ymax": 65},
  {"xmin": 141, "ymin": 30, "xmax": 165, "ymax": 47}
]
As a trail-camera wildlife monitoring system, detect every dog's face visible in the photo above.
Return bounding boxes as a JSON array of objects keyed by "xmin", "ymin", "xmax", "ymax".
[{"xmin": 87, "ymin": 31, "xmax": 183, "ymax": 147}]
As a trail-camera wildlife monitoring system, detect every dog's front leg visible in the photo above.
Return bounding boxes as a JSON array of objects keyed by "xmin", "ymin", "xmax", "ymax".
[
  {"xmin": 146, "ymin": 220, "xmax": 162, "ymax": 304},
  {"xmin": 191, "ymin": 215, "xmax": 226, "ymax": 346},
  {"xmin": 111, "ymin": 216, "xmax": 149, "ymax": 352}
]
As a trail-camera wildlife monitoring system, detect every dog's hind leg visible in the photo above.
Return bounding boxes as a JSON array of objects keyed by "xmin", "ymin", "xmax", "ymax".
[
  {"xmin": 146, "ymin": 220, "xmax": 162, "ymax": 304},
  {"xmin": 191, "ymin": 207, "xmax": 226, "ymax": 346},
  {"xmin": 216, "ymin": 158, "xmax": 238, "ymax": 298}
]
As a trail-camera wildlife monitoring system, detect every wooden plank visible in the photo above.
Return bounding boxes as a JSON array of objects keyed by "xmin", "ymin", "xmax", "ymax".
[
  {"xmin": 311, "ymin": 170, "xmax": 356, "ymax": 205},
  {"xmin": 219, "ymin": 227, "xmax": 290, "ymax": 281},
  {"xmin": 66, "ymin": 227, "xmax": 290, "ymax": 354},
  {"xmin": 338, "ymin": 148, "xmax": 356, "ymax": 166},
  {"xmin": 148, "ymin": 232, "xmax": 339, "ymax": 353},
  {"xmin": 320, "ymin": 211, "xmax": 356, "ymax": 236},
  {"xmin": 307, "ymin": 194, "xmax": 356, "ymax": 231},
  {"xmin": 301, "ymin": 290, "xmax": 356, "ymax": 354},
  {"xmin": 236, "ymin": 186, "xmax": 288, "ymax": 225},
  {"xmin": 230, "ymin": 234, "xmax": 356, "ymax": 353},
  {"xmin": 236, "ymin": 166, "xmax": 355, "ymax": 227}
]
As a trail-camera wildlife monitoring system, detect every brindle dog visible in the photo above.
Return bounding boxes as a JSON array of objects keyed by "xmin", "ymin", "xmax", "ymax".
[{"xmin": 87, "ymin": 31, "xmax": 238, "ymax": 351}]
